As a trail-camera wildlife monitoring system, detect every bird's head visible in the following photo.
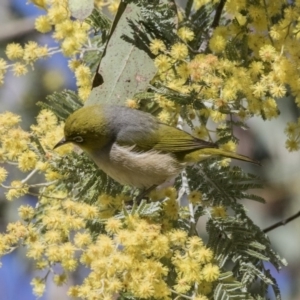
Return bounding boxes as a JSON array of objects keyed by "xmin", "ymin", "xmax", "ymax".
[{"xmin": 54, "ymin": 105, "xmax": 112, "ymax": 152}]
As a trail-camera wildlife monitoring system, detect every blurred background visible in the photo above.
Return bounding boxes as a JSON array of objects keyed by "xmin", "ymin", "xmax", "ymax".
[{"xmin": 0, "ymin": 0, "xmax": 300, "ymax": 299}]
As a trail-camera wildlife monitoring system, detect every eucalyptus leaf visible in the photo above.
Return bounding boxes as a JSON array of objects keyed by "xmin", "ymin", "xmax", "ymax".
[{"xmin": 86, "ymin": 2, "xmax": 157, "ymax": 106}]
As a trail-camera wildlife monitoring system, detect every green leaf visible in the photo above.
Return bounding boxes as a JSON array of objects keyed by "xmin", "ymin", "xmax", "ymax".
[
  {"xmin": 86, "ymin": 2, "xmax": 157, "ymax": 106},
  {"xmin": 87, "ymin": 0, "xmax": 178, "ymax": 106}
]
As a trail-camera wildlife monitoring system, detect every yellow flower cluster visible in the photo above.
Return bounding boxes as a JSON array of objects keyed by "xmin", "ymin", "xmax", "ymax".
[
  {"xmin": 0, "ymin": 0, "xmax": 91, "ymax": 105},
  {"xmin": 74, "ymin": 64, "xmax": 93, "ymax": 102},
  {"xmin": 148, "ymin": 1, "xmax": 300, "ymax": 152},
  {"xmin": 0, "ymin": 109, "xmax": 73, "ymax": 201},
  {"xmin": 0, "ymin": 40, "xmax": 49, "ymax": 82},
  {"xmin": 172, "ymin": 235, "xmax": 220, "ymax": 296},
  {"xmin": 0, "ymin": 112, "xmax": 30, "ymax": 163},
  {"xmin": 149, "ymin": 187, "xmax": 180, "ymax": 229},
  {"xmin": 0, "ymin": 199, "xmax": 220, "ymax": 300},
  {"xmin": 68, "ymin": 216, "xmax": 219, "ymax": 299}
]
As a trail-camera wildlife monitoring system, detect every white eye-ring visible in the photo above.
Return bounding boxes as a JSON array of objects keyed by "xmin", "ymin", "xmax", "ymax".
[{"xmin": 73, "ymin": 136, "xmax": 84, "ymax": 143}]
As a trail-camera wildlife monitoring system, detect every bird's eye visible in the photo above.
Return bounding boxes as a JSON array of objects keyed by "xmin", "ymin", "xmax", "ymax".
[{"xmin": 73, "ymin": 136, "xmax": 84, "ymax": 143}]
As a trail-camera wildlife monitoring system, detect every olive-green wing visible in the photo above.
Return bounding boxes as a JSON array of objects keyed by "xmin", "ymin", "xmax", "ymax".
[
  {"xmin": 117, "ymin": 123, "xmax": 217, "ymax": 153},
  {"xmin": 152, "ymin": 124, "xmax": 217, "ymax": 152}
]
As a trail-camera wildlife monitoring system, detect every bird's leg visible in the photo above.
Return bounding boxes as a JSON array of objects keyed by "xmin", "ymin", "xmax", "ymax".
[{"xmin": 135, "ymin": 185, "xmax": 157, "ymax": 205}]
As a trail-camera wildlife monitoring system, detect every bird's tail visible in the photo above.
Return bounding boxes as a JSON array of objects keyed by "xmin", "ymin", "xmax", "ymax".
[{"xmin": 184, "ymin": 148, "xmax": 260, "ymax": 165}]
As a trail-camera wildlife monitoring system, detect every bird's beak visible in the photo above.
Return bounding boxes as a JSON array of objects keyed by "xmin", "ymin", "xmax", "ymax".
[{"xmin": 53, "ymin": 137, "xmax": 69, "ymax": 149}]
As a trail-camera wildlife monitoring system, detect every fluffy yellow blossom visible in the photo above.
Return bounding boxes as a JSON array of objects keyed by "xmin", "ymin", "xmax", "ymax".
[
  {"xmin": 5, "ymin": 43, "xmax": 24, "ymax": 60},
  {"xmin": 105, "ymin": 218, "xmax": 123, "ymax": 234},
  {"xmin": 178, "ymin": 27, "xmax": 194, "ymax": 42},
  {"xmin": 163, "ymin": 197, "xmax": 179, "ymax": 220},
  {"xmin": 68, "ymin": 59, "xmax": 81, "ymax": 71},
  {"xmin": 35, "ymin": 260, "xmax": 48, "ymax": 270},
  {"xmin": 27, "ymin": 242, "xmax": 45, "ymax": 259},
  {"xmin": 211, "ymin": 206, "xmax": 227, "ymax": 218},
  {"xmin": 74, "ymin": 64, "xmax": 92, "ymax": 87},
  {"xmin": 202, "ymin": 263, "xmax": 220, "ymax": 282},
  {"xmin": 167, "ymin": 229, "xmax": 188, "ymax": 246},
  {"xmin": 44, "ymin": 230, "xmax": 63, "ymax": 244},
  {"xmin": 74, "ymin": 232, "xmax": 92, "ymax": 248},
  {"xmin": 61, "ymin": 37, "xmax": 80, "ymax": 56},
  {"xmin": 176, "ymin": 62, "xmax": 190, "ymax": 80},
  {"xmin": 53, "ymin": 20, "xmax": 75, "ymax": 40},
  {"xmin": 48, "ymin": 5, "xmax": 70, "ymax": 24},
  {"xmin": 12, "ymin": 63, "xmax": 28, "ymax": 76},
  {"xmin": 158, "ymin": 110, "xmax": 172, "ymax": 123},
  {"xmin": 262, "ymin": 97, "xmax": 278, "ymax": 120},
  {"xmin": 6, "ymin": 221, "xmax": 27, "ymax": 239},
  {"xmin": 210, "ymin": 110, "xmax": 227, "ymax": 122},
  {"xmin": 18, "ymin": 205, "xmax": 35, "ymax": 221},
  {"xmin": 18, "ymin": 151, "xmax": 38, "ymax": 172},
  {"xmin": 60, "ymin": 242, "xmax": 75, "ymax": 259},
  {"xmin": 251, "ymin": 82, "xmax": 267, "ymax": 98},
  {"xmin": 170, "ymin": 43, "xmax": 189, "ymax": 60},
  {"xmin": 31, "ymin": 277, "xmax": 46, "ymax": 297},
  {"xmin": 198, "ymin": 281, "xmax": 213, "ymax": 295},
  {"xmin": 259, "ymin": 45, "xmax": 277, "ymax": 62},
  {"xmin": 31, "ymin": 109, "xmax": 58, "ymax": 134},
  {"xmin": 108, "ymin": 1, "xmax": 119, "ymax": 14},
  {"xmin": 150, "ymin": 39, "xmax": 166, "ymax": 55},
  {"xmin": 0, "ymin": 112, "xmax": 21, "ymax": 129},
  {"xmin": 0, "ymin": 60, "xmax": 7, "ymax": 79},
  {"xmin": 2, "ymin": 128, "xmax": 29, "ymax": 159},
  {"xmin": 220, "ymin": 141, "xmax": 237, "ymax": 152},
  {"xmin": 53, "ymin": 273, "xmax": 67, "ymax": 286},
  {"xmin": 0, "ymin": 167, "xmax": 8, "ymax": 183},
  {"xmin": 285, "ymin": 138, "xmax": 300, "ymax": 151},
  {"xmin": 35, "ymin": 15, "xmax": 52, "ymax": 33},
  {"xmin": 6, "ymin": 181, "xmax": 28, "ymax": 201},
  {"xmin": 78, "ymin": 86, "xmax": 91, "ymax": 102},
  {"xmin": 270, "ymin": 84, "xmax": 286, "ymax": 98},
  {"xmin": 209, "ymin": 35, "xmax": 226, "ymax": 53},
  {"xmin": 154, "ymin": 54, "xmax": 171, "ymax": 72},
  {"xmin": 193, "ymin": 125, "xmax": 208, "ymax": 139},
  {"xmin": 126, "ymin": 98, "xmax": 139, "ymax": 109},
  {"xmin": 79, "ymin": 204, "xmax": 99, "ymax": 220},
  {"xmin": 23, "ymin": 41, "xmax": 47, "ymax": 63},
  {"xmin": 187, "ymin": 236, "xmax": 204, "ymax": 251},
  {"xmin": 197, "ymin": 247, "xmax": 214, "ymax": 264},
  {"xmin": 68, "ymin": 286, "xmax": 80, "ymax": 297},
  {"xmin": 173, "ymin": 278, "xmax": 191, "ymax": 294},
  {"xmin": 188, "ymin": 190, "xmax": 202, "ymax": 204},
  {"xmin": 249, "ymin": 61, "xmax": 264, "ymax": 76},
  {"xmin": 46, "ymin": 245, "xmax": 62, "ymax": 262},
  {"xmin": 285, "ymin": 121, "xmax": 299, "ymax": 137}
]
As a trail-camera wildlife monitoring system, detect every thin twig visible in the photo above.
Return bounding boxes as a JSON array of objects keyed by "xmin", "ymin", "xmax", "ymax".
[
  {"xmin": 212, "ymin": 0, "xmax": 227, "ymax": 28},
  {"xmin": 170, "ymin": 289, "xmax": 193, "ymax": 300},
  {"xmin": 263, "ymin": 211, "xmax": 300, "ymax": 233},
  {"xmin": 21, "ymin": 169, "xmax": 38, "ymax": 184}
]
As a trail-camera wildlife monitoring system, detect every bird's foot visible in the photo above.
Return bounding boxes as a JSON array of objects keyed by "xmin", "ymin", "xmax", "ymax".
[{"xmin": 135, "ymin": 185, "xmax": 157, "ymax": 205}]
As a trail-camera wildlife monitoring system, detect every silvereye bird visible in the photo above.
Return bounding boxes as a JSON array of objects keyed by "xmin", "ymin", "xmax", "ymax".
[{"xmin": 54, "ymin": 105, "xmax": 258, "ymax": 188}]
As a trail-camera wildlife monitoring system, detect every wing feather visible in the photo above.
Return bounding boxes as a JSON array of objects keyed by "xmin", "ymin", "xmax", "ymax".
[{"xmin": 117, "ymin": 123, "xmax": 217, "ymax": 153}]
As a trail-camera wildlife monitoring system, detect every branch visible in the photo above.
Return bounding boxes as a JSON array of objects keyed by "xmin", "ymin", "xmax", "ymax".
[
  {"xmin": 263, "ymin": 211, "xmax": 300, "ymax": 233},
  {"xmin": 212, "ymin": 0, "xmax": 227, "ymax": 28}
]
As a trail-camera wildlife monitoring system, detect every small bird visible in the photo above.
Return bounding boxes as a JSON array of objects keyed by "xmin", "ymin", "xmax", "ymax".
[{"xmin": 54, "ymin": 105, "xmax": 258, "ymax": 188}]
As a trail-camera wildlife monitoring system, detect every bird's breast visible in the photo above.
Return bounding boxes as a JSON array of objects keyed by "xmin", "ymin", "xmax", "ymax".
[{"xmin": 88, "ymin": 143, "xmax": 185, "ymax": 188}]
